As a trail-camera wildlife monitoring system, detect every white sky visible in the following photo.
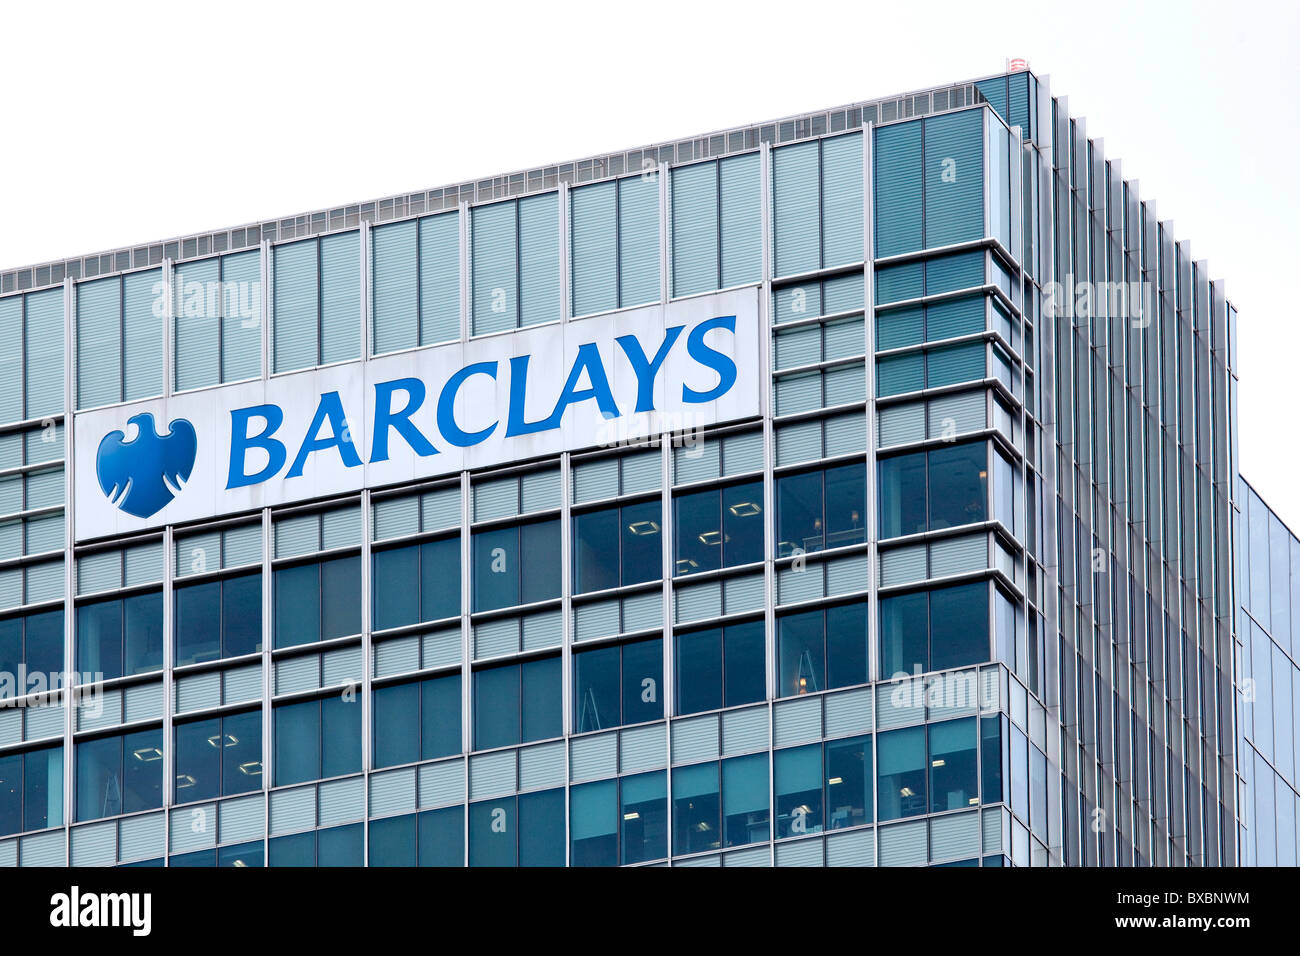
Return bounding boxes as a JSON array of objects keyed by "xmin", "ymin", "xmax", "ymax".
[{"xmin": 2, "ymin": 0, "xmax": 1297, "ymax": 527}]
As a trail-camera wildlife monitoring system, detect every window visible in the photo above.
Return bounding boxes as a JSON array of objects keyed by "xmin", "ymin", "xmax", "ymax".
[
  {"xmin": 472, "ymin": 520, "xmax": 560, "ymax": 612},
  {"xmin": 722, "ymin": 754, "xmax": 771, "ymax": 848},
  {"xmin": 572, "ymin": 501, "xmax": 661, "ymax": 594},
  {"xmin": 0, "ymin": 610, "xmax": 63, "ymax": 699},
  {"xmin": 879, "ymin": 581, "xmax": 989, "ymax": 677},
  {"xmin": 670, "ymin": 154, "xmax": 761, "ymax": 296},
  {"xmin": 777, "ymin": 601, "xmax": 868, "ymax": 697},
  {"xmin": 0, "ymin": 424, "xmax": 65, "ymax": 562},
  {"xmin": 570, "ymin": 175, "xmax": 660, "ymax": 316},
  {"xmin": 269, "ymin": 823, "xmax": 362, "ymax": 866},
  {"xmin": 878, "ymin": 441, "xmax": 988, "ymax": 539},
  {"xmin": 981, "ymin": 714, "xmax": 1007, "ymax": 805},
  {"xmin": 170, "ymin": 841, "xmax": 264, "ymax": 868},
  {"xmin": 468, "ymin": 788, "xmax": 565, "ymax": 867},
  {"xmin": 570, "ymin": 778, "xmax": 617, "ymax": 867},
  {"xmin": 273, "ymin": 555, "xmax": 361, "ymax": 649},
  {"xmin": 875, "ymin": 250, "xmax": 985, "ymax": 306},
  {"xmin": 873, "ymin": 112, "xmax": 984, "ymax": 258},
  {"xmin": 273, "ymin": 232, "xmax": 361, "ymax": 373},
  {"xmin": 876, "ymin": 725, "xmax": 926, "ymax": 821},
  {"xmin": 620, "ymin": 770, "xmax": 668, "ymax": 864},
  {"xmin": 876, "ymin": 294, "xmax": 986, "ymax": 351},
  {"xmin": 473, "ymin": 655, "xmax": 561, "ymax": 749},
  {"xmin": 368, "ymin": 805, "xmax": 464, "ymax": 867},
  {"xmin": 372, "ymin": 672, "xmax": 461, "ymax": 768},
  {"xmin": 273, "ymin": 695, "xmax": 361, "ymax": 786},
  {"xmin": 471, "ymin": 194, "xmax": 560, "ymax": 334},
  {"xmin": 775, "ymin": 462, "xmax": 865, "ymax": 557},
  {"xmin": 370, "ymin": 211, "xmax": 460, "ymax": 355},
  {"xmin": 0, "ymin": 287, "xmax": 64, "ymax": 422},
  {"xmin": 174, "ymin": 571, "xmax": 262, "ymax": 666},
  {"xmin": 772, "ymin": 133, "xmax": 863, "ymax": 277},
  {"xmin": 929, "ymin": 717, "xmax": 978, "ymax": 812},
  {"xmin": 372, "ymin": 537, "xmax": 460, "ymax": 629},
  {"xmin": 876, "ymin": 341, "xmax": 987, "ymax": 397},
  {"xmin": 674, "ymin": 619, "xmax": 765, "ymax": 715},
  {"xmin": 75, "ymin": 728, "xmax": 164, "ymax": 822},
  {"xmin": 672, "ymin": 762, "xmax": 719, "ymax": 855},
  {"xmin": 0, "ymin": 744, "xmax": 62, "ymax": 836},
  {"xmin": 775, "ymin": 737, "xmax": 871, "ymax": 838},
  {"xmin": 671, "ymin": 755, "xmax": 775, "ymax": 854},
  {"xmin": 76, "ymin": 269, "xmax": 164, "ymax": 408},
  {"xmin": 174, "ymin": 710, "xmax": 262, "ymax": 803},
  {"xmin": 673, "ymin": 479, "xmax": 763, "ymax": 575},
  {"xmin": 173, "ymin": 251, "xmax": 262, "ymax": 391},
  {"xmin": 76, "ymin": 591, "xmax": 163, "ymax": 680},
  {"xmin": 573, "ymin": 636, "xmax": 662, "ymax": 732}
]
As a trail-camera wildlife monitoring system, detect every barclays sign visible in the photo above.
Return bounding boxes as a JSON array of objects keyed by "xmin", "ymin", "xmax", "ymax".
[{"xmin": 74, "ymin": 289, "xmax": 762, "ymax": 541}]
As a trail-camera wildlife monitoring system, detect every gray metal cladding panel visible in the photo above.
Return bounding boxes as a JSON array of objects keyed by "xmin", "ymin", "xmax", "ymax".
[
  {"xmin": 619, "ymin": 723, "xmax": 667, "ymax": 773},
  {"xmin": 117, "ymin": 811, "xmax": 164, "ymax": 862},
  {"xmin": 723, "ymin": 574, "xmax": 764, "ymax": 614},
  {"xmin": 222, "ymin": 664, "xmax": 263, "ymax": 704},
  {"xmin": 570, "ymin": 732, "xmax": 618, "ymax": 782},
  {"xmin": 826, "ymin": 827, "xmax": 874, "ymax": 866},
  {"xmin": 573, "ymin": 458, "xmax": 618, "ymax": 503},
  {"xmin": 522, "ymin": 610, "xmax": 563, "ymax": 651},
  {"xmin": 723, "ymin": 845, "xmax": 770, "ymax": 866},
  {"xmin": 676, "ymin": 582, "xmax": 721, "ymax": 623},
  {"xmin": 70, "ymin": 821, "xmax": 116, "ymax": 866},
  {"xmin": 318, "ymin": 776, "xmax": 365, "ymax": 826},
  {"xmin": 218, "ymin": 795, "xmax": 266, "ymax": 845},
  {"xmin": 824, "ymin": 687, "xmax": 872, "ymax": 737},
  {"xmin": 876, "ymin": 680, "xmax": 924, "ymax": 729},
  {"xmin": 930, "ymin": 811, "xmax": 980, "ymax": 863},
  {"xmin": 518, "ymin": 741, "xmax": 566, "ymax": 791},
  {"xmin": 474, "ymin": 617, "xmax": 520, "ymax": 659},
  {"xmin": 23, "ymin": 704, "xmax": 63, "ymax": 741},
  {"xmin": 879, "ymin": 544, "xmax": 925, "ymax": 587},
  {"xmin": 928, "ymin": 534, "xmax": 986, "ymax": 578},
  {"xmin": 574, "ymin": 600, "xmax": 619, "ymax": 642},
  {"xmin": 274, "ymin": 654, "xmax": 320, "ymax": 695},
  {"xmin": 721, "ymin": 706, "xmax": 769, "ymax": 756},
  {"xmin": 671, "ymin": 714, "xmax": 720, "ymax": 764},
  {"xmin": 78, "ymin": 689, "xmax": 122, "ymax": 732},
  {"xmin": 422, "ymin": 628, "xmax": 462, "ymax": 669},
  {"xmin": 675, "ymin": 854, "xmax": 721, "ymax": 867},
  {"xmin": 123, "ymin": 681, "xmax": 163, "ymax": 722},
  {"xmin": 171, "ymin": 802, "xmax": 218, "ymax": 850},
  {"xmin": 778, "ymin": 565, "xmax": 824, "ymax": 605},
  {"xmin": 877, "ymin": 819, "xmax": 927, "ymax": 867},
  {"xmin": 826, "ymin": 554, "xmax": 869, "ymax": 596},
  {"xmin": 469, "ymin": 750, "xmax": 517, "ymax": 799},
  {"xmin": 19, "ymin": 830, "xmax": 64, "ymax": 867},
  {"xmin": 176, "ymin": 671, "xmax": 222, "ymax": 713},
  {"xmin": 375, "ymin": 635, "xmax": 420, "ymax": 678},
  {"xmin": 370, "ymin": 768, "xmax": 418, "ymax": 818},
  {"xmin": 418, "ymin": 759, "xmax": 466, "ymax": 808},
  {"xmin": 620, "ymin": 592, "xmax": 661, "ymax": 632},
  {"xmin": 775, "ymin": 838, "xmax": 824, "ymax": 867},
  {"xmin": 322, "ymin": 645, "xmax": 362, "ymax": 687},
  {"xmin": 269, "ymin": 787, "xmax": 316, "ymax": 835},
  {"xmin": 774, "ymin": 696, "xmax": 822, "ymax": 746}
]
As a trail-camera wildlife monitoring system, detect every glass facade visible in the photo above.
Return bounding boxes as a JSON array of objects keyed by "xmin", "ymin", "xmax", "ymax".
[{"xmin": 0, "ymin": 67, "xmax": 1268, "ymax": 868}]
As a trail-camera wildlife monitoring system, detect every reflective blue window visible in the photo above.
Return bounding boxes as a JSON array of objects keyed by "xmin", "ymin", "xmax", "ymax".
[
  {"xmin": 372, "ymin": 671, "xmax": 461, "ymax": 768},
  {"xmin": 269, "ymin": 823, "xmax": 362, "ymax": 867},
  {"xmin": 877, "ymin": 725, "xmax": 926, "ymax": 821},
  {"xmin": 722, "ymin": 753, "xmax": 770, "ymax": 847},
  {"xmin": 570, "ymin": 778, "xmax": 617, "ymax": 867},
  {"xmin": 370, "ymin": 805, "xmax": 466, "ymax": 867},
  {"xmin": 472, "ymin": 519, "xmax": 559, "ymax": 612},
  {"xmin": 777, "ymin": 601, "xmax": 867, "ymax": 697},
  {"xmin": 175, "ymin": 571, "xmax": 262, "ymax": 666},
  {"xmin": 0, "ymin": 744, "xmax": 62, "ymax": 836},
  {"xmin": 620, "ymin": 770, "xmax": 667, "ymax": 864},
  {"xmin": 776, "ymin": 463, "xmax": 865, "ymax": 558},
  {"xmin": 0, "ymin": 610, "xmax": 63, "ymax": 700},
  {"xmin": 174, "ymin": 709, "xmax": 261, "ymax": 803},
  {"xmin": 880, "ymin": 581, "xmax": 989, "ymax": 677},
  {"xmin": 826, "ymin": 734, "xmax": 872, "ymax": 829},
  {"xmin": 473, "ymin": 655, "xmax": 560, "ymax": 749},
  {"xmin": 573, "ymin": 636, "xmax": 662, "ymax": 733},
  {"xmin": 76, "ymin": 591, "xmax": 163, "ymax": 681},
  {"xmin": 673, "ymin": 479, "xmax": 764, "ymax": 575},
  {"xmin": 672, "ymin": 762, "xmax": 720, "ymax": 856},
  {"xmin": 273, "ymin": 695, "xmax": 361, "ymax": 787},
  {"xmin": 929, "ymin": 717, "xmax": 978, "ymax": 813},
  {"xmin": 273, "ymin": 555, "xmax": 361, "ymax": 649},
  {"xmin": 573, "ymin": 501, "xmax": 662, "ymax": 594},
  {"xmin": 675, "ymin": 618, "xmax": 765, "ymax": 716},
  {"xmin": 775, "ymin": 744, "xmax": 822, "ymax": 838},
  {"xmin": 75, "ymin": 728, "xmax": 163, "ymax": 822},
  {"xmin": 373, "ymin": 537, "xmax": 460, "ymax": 629}
]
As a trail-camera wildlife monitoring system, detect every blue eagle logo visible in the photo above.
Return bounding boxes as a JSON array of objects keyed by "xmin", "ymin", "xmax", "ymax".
[{"xmin": 95, "ymin": 413, "xmax": 198, "ymax": 519}]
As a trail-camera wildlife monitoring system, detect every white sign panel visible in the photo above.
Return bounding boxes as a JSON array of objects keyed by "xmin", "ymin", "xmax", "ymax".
[{"xmin": 74, "ymin": 288, "xmax": 762, "ymax": 541}]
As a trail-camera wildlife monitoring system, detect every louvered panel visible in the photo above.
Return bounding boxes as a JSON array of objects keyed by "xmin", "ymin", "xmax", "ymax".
[
  {"xmin": 78, "ymin": 550, "xmax": 121, "ymax": 594},
  {"xmin": 775, "ymin": 326, "xmax": 820, "ymax": 370},
  {"xmin": 519, "ymin": 193, "xmax": 561, "ymax": 327},
  {"xmin": 222, "ymin": 664, "xmax": 262, "ymax": 705},
  {"xmin": 676, "ymin": 854, "xmax": 720, "ymax": 867},
  {"xmin": 775, "ymin": 838, "xmax": 823, "ymax": 867},
  {"xmin": 822, "ymin": 273, "xmax": 865, "ymax": 314},
  {"xmin": 518, "ymin": 741, "xmax": 565, "ymax": 791},
  {"xmin": 473, "ymin": 477, "xmax": 518, "ymax": 522},
  {"xmin": 930, "ymin": 810, "xmax": 980, "ymax": 863},
  {"xmin": 824, "ymin": 687, "xmax": 873, "ymax": 737},
  {"xmin": 924, "ymin": 110, "xmax": 984, "ymax": 249},
  {"xmin": 823, "ymin": 318, "xmax": 864, "ymax": 361},
  {"xmin": 619, "ymin": 723, "xmax": 666, "ymax": 773},
  {"xmin": 117, "ymin": 812, "xmax": 164, "ymax": 863},
  {"xmin": 775, "ymin": 421, "xmax": 820, "ymax": 466},
  {"xmin": 723, "ymin": 574, "xmax": 764, "ymax": 614},
  {"xmin": 928, "ymin": 390, "xmax": 986, "ymax": 437},
  {"xmin": 175, "ymin": 531, "xmax": 220, "ymax": 578},
  {"xmin": 123, "ymin": 682, "xmax": 163, "ymax": 722},
  {"xmin": 674, "ymin": 437, "xmax": 720, "ymax": 483},
  {"xmin": 926, "ymin": 250, "xmax": 984, "ymax": 295},
  {"xmin": 875, "ymin": 261, "xmax": 923, "ymax": 304},
  {"xmin": 724, "ymin": 846, "xmax": 769, "ymax": 867},
  {"xmin": 78, "ymin": 689, "xmax": 122, "ymax": 732},
  {"xmin": 929, "ymin": 534, "xmax": 987, "ymax": 579},
  {"xmin": 474, "ymin": 617, "xmax": 519, "ymax": 659},
  {"xmin": 982, "ymin": 806, "xmax": 1006, "ymax": 854},
  {"xmin": 670, "ymin": 715, "xmax": 719, "ymax": 764},
  {"xmin": 671, "ymin": 161, "xmax": 718, "ymax": 296},
  {"xmin": 522, "ymin": 610, "xmax": 561, "ymax": 651},
  {"xmin": 124, "ymin": 541, "xmax": 162, "ymax": 586},
  {"xmin": 222, "ymin": 524, "xmax": 262, "ymax": 568},
  {"xmin": 320, "ymin": 506, "xmax": 360, "ymax": 550},
  {"xmin": 823, "ymin": 413, "xmax": 865, "ymax": 456},
  {"xmin": 878, "ymin": 404, "xmax": 925, "ymax": 448},
  {"xmin": 373, "ymin": 495, "xmax": 418, "ymax": 542},
  {"xmin": 675, "ymin": 582, "xmax": 721, "ymax": 624},
  {"xmin": 421, "ymin": 628, "xmax": 461, "ymax": 670},
  {"xmin": 873, "ymin": 121, "xmax": 923, "ymax": 257},
  {"xmin": 772, "ymin": 282, "xmax": 821, "ymax": 324},
  {"xmin": 0, "ymin": 298, "xmax": 21, "ymax": 421},
  {"xmin": 772, "ymin": 141, "xmax": 820, "ymax": 277},
  {"xmin": 573, "ymin": 458, "xmax": 618, "ymax": 503},
  {"xmin": 927, "ymin": 342, "xmax": 986, "ymax": 390},
  {"xmin": 876, "ymin": 681, "xmax": 924, "ymax": 729},
  {"xmin": 274, "ymin": 655, "xmax": 319, "ymax": 695},
  {"xmin": 272, "ymin": 240, "xmax": 319, "ymax": 373},
  {"xmin": 76, "ymin": 276, "xmax": 121, "ymax": 409},
  {"xmin": 926, "ymin": 295, "xmax": 985, "ymax": 341},
  {"xmin": 878, "ymin": 820, "xmax": 927, "ymax": 867},
  {"xmin": 419, "ymin": 211, "xmax": 461, "ymax": 345},
  {"xmin": 826, "ymin": 554, "xmax": 869, "ymax": 597},
  {"xmin": 570, "ymin": 181, "xmax": 618, "ymax": 316},
  {"xmin": 370, "ymin": 768, "xmax": 417, "ymax": 818},
  {"xmin": 569, "ymin": 732, "xmax": 617, "ymax": 782},
  {"xmin": 220, "ymin": 250, "xmax": 262, "ymax": 382},
  {"xmin": 721, "ymin": 431, "xmax": 762, "ymax": 476},
  {"xmin": 174, "ymin": 258, "xmax": 220, "ymax": 390},
  {"xmin": 823, "ymin": 364, "xmax": 866, "ymax": 407},
  {"xmin": 176, "ymin": 672, "xmax": 221, "ymax": 713},
  {"xmin": 821, "ymin": 132, "xmax": 864, "ymax": 267},
  {"xmin": 826, "ymin": 828, "xmax": 874, "ymax": 866},
  {"xmin": 269, "ymin": 787, "xmax": 316, "ymax": 835},
  {"xmin": 421, "ymin": 486, "xmax": 461, "ymax": 531},
  {"xmin": 374, "ymin": 634, "xmax": 420, "ymax": 678},
  {"xmin": 321, "ymin": 645, "xmax": 362, "ymax": 687},
  {"xmin": 519, "ymin": 469, "xmax": 559, "ymax": 513},
  {"xmin": 418, "ymin": 759, "xmax": 465, "ymax": 808},
  {"xmin": 719, "ymin": 152, "xmax": 761, "ymax": 288},
  {"xmin": 25, "ymin": 561, "xmax": 64, "ymax": 604},
  {"xmin": 879, "ymin": 545, "xmax": 926, "ymax": 588},
  {"xmin": 620, "ymin": 591, "xmax": 661, "ymax": 633},
  {"xmin": 620, "ymin": 450, "xmax": 661, "ymax": 494},
  {"xmin": 574, "ymin": 600, "xmax": 619, "ymax": 642},
  {"xmin": 26, "ymin": 514, "xmax": 61, "ymax": 555},
  {"xmin": 171, "ymin": 803, "xmax": 218, "ymax": 851},
  {"xmin": 721, "ymin": 706, "xmax": 769, "ymax": 756},
  {"xmin": 318, "ymin": 776, "xmax": 364, "ymax": 826},
  {"xmin": 778, "ymin": 564, "xmax": 823, "ymax": 605},
  {"xmin": 20, "ymin": 830, "xmax": 64, "ymax": 867},
  {"xmin": 23, "ymin": 704, "xmax": 63, "ymax": 742},
  {"xmin": 471, "ymin": 200, "xmax": 518, "ymax": 334},
  {"xmin": 774, "ymin": 696, "xmax": 822, "ymax": 747},
  {"xmin": 371, "ymin": 220, "xmax": 419, "ymax": 355},
  {"xmin": 70, "ymin": 821, "xmax": 116, "ymax": 866},
  {"xmin": 617, "ymin": 176, "xmax": 660, "ymax": 307},
  {"xmin": 319, "ymin": 231, "xmax": 360, "ymax": 364},
  {"xmin": 218, "ymin": 794, "xmax": 264, "ymax": 845},
  {"xmin": 274, "ymin": 514, "xmax": 319, "ymax": 559},
  {"xmin": 24, "ymin": 289, "xmax": 64, "ymax": 418},
  {"xmin": 0, "ymin": 710, "xmax": 18, "ymax": 747}
]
